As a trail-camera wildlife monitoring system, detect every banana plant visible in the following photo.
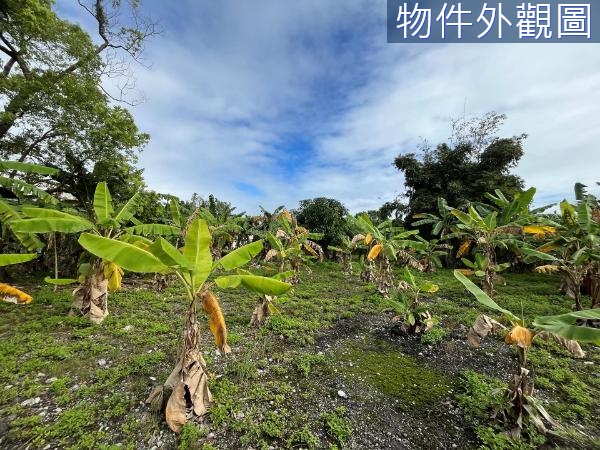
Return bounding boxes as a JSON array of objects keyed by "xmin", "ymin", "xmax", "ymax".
[
  {"xmin": 413, "ymin": 236, "xmax": 451, "ymax": 272},
  {"xmin": 454, "ymin": 270, "xmax": 600, "ymax": 438},
  {"xmin": 412, "ymin": 197, "xmax": 454, "ymax": 238},
  {"xmin": 392, "ymin": 267, "xmax": 439, "ymax": 334},
  {"xmin": 10, "ymin": 182, "xmax": 177, "ymax": 323},
  {"xmin": 328, "ymin": 235, "xmax": 360, "ymax": 275},
  {"xmin": 523, "ymin": 184, "xmax": 600, "ymax": 310},
  {"xmin": 78, "ymin": 218, "xmax": 291, "ymax": 433},
  {"xmin": 264, "ymin": 212, "xmax": 323, "ymax": 284},
  {"xmin": 0, "ymin": 160, "xmax": 59, "ymax": 253},
  {"xmin": 448, "ymin": 188, "xmax": 546, "ymax": 295},
  {"xmin": 355, "ymin": 214, "xmax": 426, "ymax": 297}
]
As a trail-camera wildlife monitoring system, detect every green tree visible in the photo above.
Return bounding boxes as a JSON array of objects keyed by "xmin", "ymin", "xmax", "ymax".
[
  {"xmin": 0, "ymin": 0, "xmax": 154, "ymax": 202},
  {"xmin": 395, "ymin": 113, "xmax": 525, "ymax": 224},
  {"xmin": 295, "ymin": 197, "xmax": 349, "ymax": 250}
]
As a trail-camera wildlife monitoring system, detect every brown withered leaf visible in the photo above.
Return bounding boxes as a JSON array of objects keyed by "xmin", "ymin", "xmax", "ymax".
[
  {"xmin": 165, "ymin": 381, "xmax": 187, "ymax": 433},
  {"xmin": 467, "ymin": 314, "xmax": 506, "ymax": 348}
]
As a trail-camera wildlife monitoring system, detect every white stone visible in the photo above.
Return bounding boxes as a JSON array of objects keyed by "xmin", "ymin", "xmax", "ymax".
[
  {"xmin": 337, "ymin": 390, "xmax": 348, "ymax": 398},
  {"xmin": 21, "ymin": 397, "xmax": 41, "ymax": 407}
]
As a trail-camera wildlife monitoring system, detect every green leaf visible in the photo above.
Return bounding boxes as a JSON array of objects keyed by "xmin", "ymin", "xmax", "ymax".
[
  {"xmin": 0, "ymin": 176, "xmax": 58, "ymax": 204},
  {"xmin": 522, "ymin": 247, "xmax": 558, "ymax": 263},
  {"xmin": 44, "ymin": 276, "xmax": 77, "ymax": 285},
  {"xmin": 169, "ymin": 199, "xmax": 182, "ymax": 228},
  {"xmin": 272, "ymin": 270, "xmax": 294, "ymax": 281},
  {"xmin": 0, "ymin": 160, "xmax": 59, "ymax": 176},
  {"xmin": 0, "ymin": 253, "xmax": 37, "ymax": 267},
  {"xmin": 0, "ymin": 200, "xmax": 44, "ymax": 250},
  {"xmin": 215, "ymin": 274, "xmax": 292, "ymax": 296},
  {"xmin": 533, "ymin": 310, "xmax": 600, "ymax": 344},
  {"xmin": 124, "ymin": 223, "xmax": 181, "ymax": 236},
  {"xmin": 93, "ymin": 182, "xmax": 114, "ymax": 224},
  {"xmin": 183, "ymin": 219, "xmax": 212, "ymax": 289},
  {"xmin": 451, "ymin": 209, "xmax": 472, "ymax": 226},
  {"xmin": 403, "ymin": 267, "xmax": 416, "ymax": 289},
  {"xmin": 78, "ymin": 233, "xmax": 167, "ymax": 273},
  {"xmin": 266, "ymin": 232, "xmax": 283, "ymax": 252},
  {"xmin": 214, "ymin": 240, "xmax": 263, "ymax": 270},
  {"xmin": 420, "ymin": 282, "xmax": 439, "ymax": 293},
  {"xmin": 453, "ymin": 270, "xmax": 519, "ymax": 322},
  {"xmin": 461, "ymin": 258, "xmax": 476, "ymax": 269},
  {"xmin": 148, "ymin": 237, "xmax": 190, "ymax": 269},
  {"xmin": 119, "ymin": 234, "xmax": 153, "ymax": 246},
  {"xmin": 11, "ymin": 216, "xmax": 93, "ymax": 233},
  {"xmin": 114, "ymin": 193, "xmax": 140, "ymax": 225}
]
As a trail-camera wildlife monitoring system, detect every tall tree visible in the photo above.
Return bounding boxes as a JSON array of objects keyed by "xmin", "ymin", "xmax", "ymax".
[
  {"xmin": 295, "ymin": 197, "xmax": 349, "ymax": 250},
  {"xmin": 0, "ymin": 0, "xmax": 155, "ymax": 202},
  {"xmin": 394, "ymin": 112, "xmax": 525, "ymax": 225}
]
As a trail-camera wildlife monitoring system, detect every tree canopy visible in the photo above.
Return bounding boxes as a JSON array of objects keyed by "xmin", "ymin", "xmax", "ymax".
[
  {"xmin": 295, "ymin": 197, "xmax": 349, "ymax": 250},
  {"xmin": 0, "ymin": 0, "xmax": 155, "ymax": 204},
  {"xmin": 394, "ymin": 113, "xmax": 525, "ymax": 225}
]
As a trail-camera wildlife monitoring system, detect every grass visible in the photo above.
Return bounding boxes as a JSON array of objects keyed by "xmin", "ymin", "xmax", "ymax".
[{"xmin": 0, "ymin": 263, "xmax": 598, "ymax": 449}]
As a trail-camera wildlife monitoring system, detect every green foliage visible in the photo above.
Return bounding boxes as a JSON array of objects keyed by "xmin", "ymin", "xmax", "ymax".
[
  {"xmin": 178, "ymin": 423, "xmax": 208, "ymax": 450},
  {"xmin": 321, "ymin": 407, "xmax": 352, "ymax": 446},
  {"xmin": 0, "ymin": 0, "xmax": 151, "ymax": 207},
  {"xmin": 420, "ymin": 326, "xmax": 446, "ymax": 345},
  {"xmin": 395, "ymin": 112, "xmax": 525, "ymax": 224},
  {"xmin": 295, "ymin": 197, "xmax": 349, "ymax": 249}
]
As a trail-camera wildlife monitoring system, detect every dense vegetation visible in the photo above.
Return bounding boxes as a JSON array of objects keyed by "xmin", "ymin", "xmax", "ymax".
[{"xmin": 0, "ymin": 2, "xmax": 598, "ymax": 450}]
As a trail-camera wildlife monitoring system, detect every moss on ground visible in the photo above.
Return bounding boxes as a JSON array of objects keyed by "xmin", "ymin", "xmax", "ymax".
[{"xmin": 0, "ymin": 264, "xmax": 598, "ymax": 449}]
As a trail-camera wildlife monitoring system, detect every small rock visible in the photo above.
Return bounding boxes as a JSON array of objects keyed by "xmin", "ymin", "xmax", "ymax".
[
  {"xmin": 583, "ymin": 361, "xmax": 593, "ymax": 365},
  {"xmin": 123, "ymin": 325, "xmax": 133, "ymax": 332},
  {"xmin": 337, "ymin": 390, "xmax": 348, "ymax": 398},
  {"xmin": 207, "ymin": 432, "xmax": 215, "ymax": 439},
  {"xmin": 97, "ymin": 359, "xmax": 107, "ymax": 366},
  {"xmin": 234, "ymin": 412, "xmax": 245, "ymax": 420},
  {"xmin": 46, "ymin": 377, "xmax": 57, "ymax": 384},
  {"xmin": 149, "ymin": 376, "xmax": 156, "ymax": 381},
  {"xmin": 36, "ymin": 372, "xmax": 46, "ymax": 378},
  {"xmin": 21, "ymin": 397, "xmax": 41, "ymax": 407}
]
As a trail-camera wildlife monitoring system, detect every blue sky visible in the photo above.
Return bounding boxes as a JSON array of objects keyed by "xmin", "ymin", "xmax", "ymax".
[{"xmin": 57, "ymin": 0, "xmax": 600, "ymax": 213}]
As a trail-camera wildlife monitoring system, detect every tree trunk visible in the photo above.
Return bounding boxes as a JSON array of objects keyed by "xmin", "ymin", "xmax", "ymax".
[
  {"xmin": 147, "ymin": 294, "xmax": 212, "ymax": 433},
  {"xmin": 71, "ymin": 263, "xmax": 109, "ymax": 324}
]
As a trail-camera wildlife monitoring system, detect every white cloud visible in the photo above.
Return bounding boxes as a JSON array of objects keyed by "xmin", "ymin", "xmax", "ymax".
[{"xmin": 57, "ymin": 1, "xmax": 600, "ymax": 213}]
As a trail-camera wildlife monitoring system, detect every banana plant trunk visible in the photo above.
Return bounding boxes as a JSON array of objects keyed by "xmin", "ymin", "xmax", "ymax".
[
  {"xmin": 377, "ymin": 257, "xmax": 393, "ymax": 297},
  {"xmin": 482, "ymin": 269, "xmax": 494, "ymax": 296},
  {"xmin": 290, "ymin": 260, "xmax": 300, "ymax": 285},
  {"xmin": 360, "ymin": 260, "xmax": 375, "ymax": 283},
  {"xmin": 153, "ymin": 273, "xmax": 169, "ymax": 291},
  {"xmin": 71, "ymin": 262, "xmax": 109, "ymax": 324},
  {"xmin": 342, "ymin": 254, "xmax": 353, "ymax": 275},
  {"xmin": 147, "ymin": 293, "xmax": 212, "ymax": 433},
  {"xmin": 250, "ymin": 295, "xmax": 272, "ymax": 327}
]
